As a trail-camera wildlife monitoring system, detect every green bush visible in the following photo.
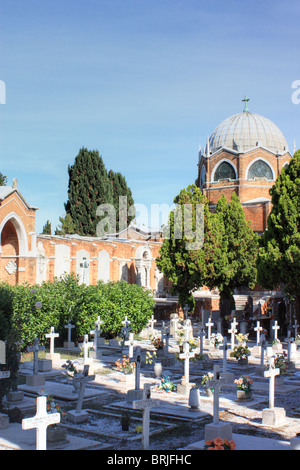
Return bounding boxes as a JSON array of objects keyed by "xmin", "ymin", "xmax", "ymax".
[{"xmin": 0, "ymin": 275, "xmax": 155, "ymax": 347}]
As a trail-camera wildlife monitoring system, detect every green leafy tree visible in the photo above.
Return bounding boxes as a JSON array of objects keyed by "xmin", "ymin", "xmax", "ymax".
[
  {"xmin": 42, "ymin": 220, "xmax": 52, "ymax": 235},
  {"xmin": 257, "ymin": 150, "xmax": 300, "ymax": 323},
  {"xmin": 55, "ymin": 214, "xmax": 75, "ymax": 235},
  {"xmin": 156, "ymin": 185, "xmax": 227, "ymax": 311},
  {"xmin": 0, "ymin": 172, "xmax": 7, "ymax": 186},
  {"xmin": 214, "ymin": 193, "xmax": 259, "ymax": 318},
  {"xmin": 65, "ymin": 147, "xmax": 114, "ymax": 236}
]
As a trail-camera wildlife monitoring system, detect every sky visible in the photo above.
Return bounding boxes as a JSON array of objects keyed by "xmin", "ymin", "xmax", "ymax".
[{"xmin": 1, "ymin": 0, "xmax": 300, "ymax": 233}]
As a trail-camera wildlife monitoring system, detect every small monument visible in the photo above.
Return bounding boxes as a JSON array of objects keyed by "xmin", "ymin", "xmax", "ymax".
[{"xmin": 262, "ymin": 356, "xmax": 286, "ymax": 426}]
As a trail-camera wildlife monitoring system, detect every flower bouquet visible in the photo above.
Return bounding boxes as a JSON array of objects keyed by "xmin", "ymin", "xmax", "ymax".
[
  {"xmin": 210, "ymin": 333, "xmax": 223, "ymax": 348},
  {"xmin": 145, "ymin": 351, "xmax": 158, "ymax": 364},
  {"xmin": 230, "ymin": 344, "xmax": 251, "ymax": 362},
  {"xmin": 154, "ymin": 375, "xmax": 177, "ymax": 393},
  {"xmin": 115, "ymin": 355, "xmax": 136, "ymax": 374},
  {"xmin": 150, "ymin": 336, "xmax": 164, "ymax": 350},
  {"xmin": 234, "ymin": 375, "xmax": 253, "ymax": 392},
  {"xmin": 204, "ymin": 437, "xmax": 236, "ymax": 450}
]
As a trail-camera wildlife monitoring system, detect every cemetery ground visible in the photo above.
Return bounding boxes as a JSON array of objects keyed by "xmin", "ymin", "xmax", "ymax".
[{"xmin": 2, "ymin": 322, "xmax": 300, "ymax": 452}]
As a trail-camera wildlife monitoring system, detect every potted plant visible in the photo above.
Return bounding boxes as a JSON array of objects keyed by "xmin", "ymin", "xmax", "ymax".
[
  {"xmin": 265, "ymin": 353, "xmax": 290, "ymax": 385},
  {"xmin": 201, "ymin": 372, "xmax": 214, "ymax": 396},
  {"xmin": 40, "ymin": 391, "xmax": 68, "ymax": 444},
  {"xmin": 115, "ymin": 355, "xmax": 136, "ymax": 375},
  {"xmin": 210, "ymin": 333, "xmax": 223, "ymax": 349},
  {"xmin": 230, "ymin": 345, "xmax": 251, "ymax": 364},
  {"xmin": 234, "ymin": 375, "xmax": 253, "ymax": 400},
  {"xmin": 150, "ymin": 336, "xmax": 164, "ymax": 354},
  {"xmin": 120, "ymin": 411, "xmax": 131, "ymax": 431},
  {"xmin": 145, "ymin": 351, "xmax": 162, "ymax": 378},
  {"xmin": 154, "ymin": 375, "xmax": 177, "ymax": 393}
]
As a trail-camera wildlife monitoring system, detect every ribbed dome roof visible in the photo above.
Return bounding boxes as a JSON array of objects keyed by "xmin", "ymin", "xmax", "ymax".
[{"xmin": 209, "ymin": 110, "xmax": 288, "ymax": 155}]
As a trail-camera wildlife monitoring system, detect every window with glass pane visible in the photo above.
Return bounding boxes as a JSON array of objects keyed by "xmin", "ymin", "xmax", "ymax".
[
  {"xmin": 214, "ymin": 161, "xmax": 236, "ymax": 181},
  {"xmin": 248, "ymin": 160, "xmax": 273, "ymax": 179}
]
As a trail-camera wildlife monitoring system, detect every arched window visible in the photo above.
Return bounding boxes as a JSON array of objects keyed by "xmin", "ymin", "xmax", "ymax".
[
  {"xmin": 200, "ymin": 166, "xmax": 206, "ymax": 188},
  {"xmin": 214, "ymin": 161, "xmax": 236, "ymax": 181},
  {"xmin": 248, "ymin": 160, "xmax": 273, "ymax": 180}
]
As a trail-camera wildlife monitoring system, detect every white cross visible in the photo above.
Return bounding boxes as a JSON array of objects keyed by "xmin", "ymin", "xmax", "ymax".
[
  {"xmin": 132, "ymin": 384, "xmax": 160, "ymax": 450},
  {"xmin": 254, "ymin": 321, "xmax": 263, "ymax": 345},
  {"xmin": 22, "ymin": 395, "xmax": 60, "ymax": 450},
  {"xmin": 170, "ymin": 316, "xmax": 179, "ymax": 337},
  {"xmin": 228, "ymin": 318, "xmax": 238, "ymax": 349},
  {"xmin": 179, "ymin": 340, "xmax": 195, "ymax": 385},
  {"xmin": 207, "ymin": 365, "xmax": 226, "ymax": 425},
  {"xmin": 79, "ymin": 335, "xmax": 93, "ymax": 364},
  {"xmin": 27, "ymin": 338, "xmax": 45, "ymax": 375},
  {"xmin": 272, "ymin": 320, "xmax": 280, "ymax": 340},
  {"xmin": 148, "ymin": 315, "xmax": 157, "ymax": 330},
  {"xmin": 205, "ymin": 317, "xmax": 214, "ymax": 341},
  {"xmin": 65, "ymin": 320, "xmax": 75, "ymax": 343},
  {"xmin": 264, "ymin": 357, "xmax": 280, "ymax": 409},
  {"xmin": 259, "ymin": 334, "xmax": 267, "ymax": 366},
  {"xmin": 45, "ymin": 327, "xmax": 59, "ymax": 355},
  {"xmin": 128, "ymin": 332, "xmax": 135, "ymax": 358}
]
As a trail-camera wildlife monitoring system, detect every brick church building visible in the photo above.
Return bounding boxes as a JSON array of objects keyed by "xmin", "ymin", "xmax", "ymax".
[
  {"xmin": 196, "ymin": 97, "xmax": 291, "ymax": 233},
  {"xmin": 0, "ymin": 98, "xmax": 292, "ymax": 318}
]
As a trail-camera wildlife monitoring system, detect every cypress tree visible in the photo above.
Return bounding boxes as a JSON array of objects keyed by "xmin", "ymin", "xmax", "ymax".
[
  {"xmin": 65, "ymin": 147, "xmax": 114, "ymax": 236},
  {"xmin": 257, "ymin": 150, "xmax": 300, "ymax": 323},
  {"xmin": 108, "ymin": 170, "xmax": 135, "ymax": 232}
]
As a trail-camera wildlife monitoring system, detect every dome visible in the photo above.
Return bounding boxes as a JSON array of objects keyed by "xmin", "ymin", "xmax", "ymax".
[{"xmin": 208, "ymin": 108, "xmax": 288, "ymax": 155}]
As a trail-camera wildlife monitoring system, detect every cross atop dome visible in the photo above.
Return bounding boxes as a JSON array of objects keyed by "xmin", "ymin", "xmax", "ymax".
[{"xmin": 242, "ymin": 95, "xmax": 250, "ymax": 113}]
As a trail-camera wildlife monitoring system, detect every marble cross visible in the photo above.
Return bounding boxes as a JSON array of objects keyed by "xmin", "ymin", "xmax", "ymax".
[
  {"xmin": 264, "ymin": 357, "xmax": 280, "ymax": 409},
  {"xmin": 27, "ymin": 338, "xmax": 45, "ymax": 375},
  {"xmin": 272, "ymin": 320, "xmax": 280, "ymax": 341},
  {"xmin": 76, "ymin": 364, "xmax": 95, "ymax": 413},
  {"xmin": 22, "ymin": 395, "xmax": 60, "ymax": 450},
  {"xmin": 228, "ymin": 318, "xmax": 238, "ymax": 349},
  {"xmin": 205, "ymin": 317, "xmax": 214, "ymax": 341},
  {"xmin": 65, "ymin": 320, "xmax": 75, "ymax": 343},
  {"xmin": 132, "ymin": 384, "xmax": 160, "ymax": 450},
  {"xmin": 207, "ymin": 365, "xmax": 226, "ymax": 425},
  {"xmin": 254, "ymin": 321, "xmax": 263, "ymax": 345},
  {"xmin": 45, "ymin": 327, "xmax": 59, "ymax": 355},
  {"xmin": 179, "ymin": 340, "xmax": 195, "ymax": 385}
]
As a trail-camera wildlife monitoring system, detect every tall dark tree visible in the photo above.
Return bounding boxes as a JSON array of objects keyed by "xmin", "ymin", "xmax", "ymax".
[
  {"xmin": 257, "ymin": 150, "xmax": 300, "ymax": 323},
  {"xmin": 65, "ymin": 147, "xmax": 114, "ymax": 236},
  {"xmin": 0, "ymin": 173, "xmax": 7, "ymax": 186},
  {"xmin": 108, "ymin": 170, "xmax": 135, "ymax": 232}
]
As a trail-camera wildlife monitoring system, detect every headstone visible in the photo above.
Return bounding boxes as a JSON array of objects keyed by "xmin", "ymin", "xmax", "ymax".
[
  {"xmin": 148, "ymin": 314, "xmax": 157, "ymax": 331},
  {"xmin": 89, "ymin": 319, "xmax": 103, "ymax": 360},
  {"xmin": 66, "ymin": 365, "xmax": 95, "ymax": 423},
  {"xmin": 170, "ymin": 314, "xmax": 179, "ymax": 337},
  {"xmin": 79, "ymin": 335, "xmax": 93, "ymax": 365},
  {"xmin": 220, "ymin": 337, "xmax": 234, "ymax": 383},
  {"xmin": 45, "ymin": 327, "xmax": 60, "ymax": 361},
  {"xmin": 64, "ymin": 320, "xmax": 75, "ymax": 348},
  {"xmin": 205, "ymin": 317, "xmax": 214, "ymax": 342},
  {"xmin": 204, "ymin": 365, "xmax": 232, "ymax": 441},
  {"xmin": 177, "ymin": 340, "xmax": 195, "ymax": 394},
  {"xmin": 127, "ymin": 348, "xmax": 144, "ymax": 402},
  {"xmin": 254, "ymin": 321, "xmax": 263, "ymax": 345},
  {"xmin": 262, "ymin": 356, "xmax": 286, "ymax": 426},
  {"xmin": 22, "ymin": 395, "xmax": 60, "ymax": 450},
  {"xmin": 161, "ymin": 328, "xmax": 175, "ymax": 367},
  {"xmin": 94, "ymin": 316, "xmax": 105, "ymax": 346},
  {"xmin": 228, "ymin": 318, "xmax": 238, "ymax": 350},
  {"xmin": 132, "ymin": 384, "xmax": 160, "ymax": 450},
  {"xmin": 293, "ymin": 319, "xmax": 299, "ymax": 338},
  {"xmin": 26, "ymin": 338, "xmax": 46, "ymax": 386},
  {"xmin": 198, "ymin": 329, "xmax": 206, "ymax": 355},
  {"xmin": 272, "ymin": 320, "xmax": 280, "ymax": 341}
]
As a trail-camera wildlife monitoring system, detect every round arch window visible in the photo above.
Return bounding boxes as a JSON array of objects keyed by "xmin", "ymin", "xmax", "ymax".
[
  {"xmin": 214, "ymin": 161, "xmax": 236, "ymax": 181},
  {"xmin": 248, "ymin": 160, "xmax": 273, "ymax": 180}
]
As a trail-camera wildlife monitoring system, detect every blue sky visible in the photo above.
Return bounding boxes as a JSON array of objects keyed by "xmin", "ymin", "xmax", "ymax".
[{"xmin": 1, "ymin": 0, "xmax": 300, "ymax": 233}]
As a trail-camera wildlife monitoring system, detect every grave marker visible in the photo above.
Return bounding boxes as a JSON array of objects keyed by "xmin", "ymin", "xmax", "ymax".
[
  {"xmin": 22, "ymin": 395, "xmax": 60, "ymax": 450},
  {"xmin": 205, "ymin": 317, "xmax": 214, "ymax": 341},
  {"xmin": 79, "ymin": 335, "xmax": 93, "ymax": 364},
  {"xmin": 64, "ymin": 320, "xmax": 75, "ymax": 348},
  {"xmin": 132, "ymin": 384, "xmax": 160, "ymax": 450},
  {"xmin": 127, "ymin": 347, "xmax": 143, "ymax": 402},
  {"xmin": 26, "ymin": 338, "xmax": 46, "ymax": 386},
  {"xmin": 254, "ymin": 321, "xmax": 263, "ymax": 345},
  {"xmin": 262, "ymin": 356, "xmax": 286, "ymax": 426},
  {"xmin": 228, "ymin": 318, "xmax": 238, "ymax": 349},
  {"xmin": 67, "ymin": 364, "xmax": 95, "ymax": 423},
  {"xmin": 204, "ymin": 365, "xmax": 232, "ymax": 441},
  {"xmin": 45, "ymin": 327, "xmax": 60, "ymax": 360},
  {"xmin": 272, "ymin": 320, "xmax": 280, "ymax": 341}
]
